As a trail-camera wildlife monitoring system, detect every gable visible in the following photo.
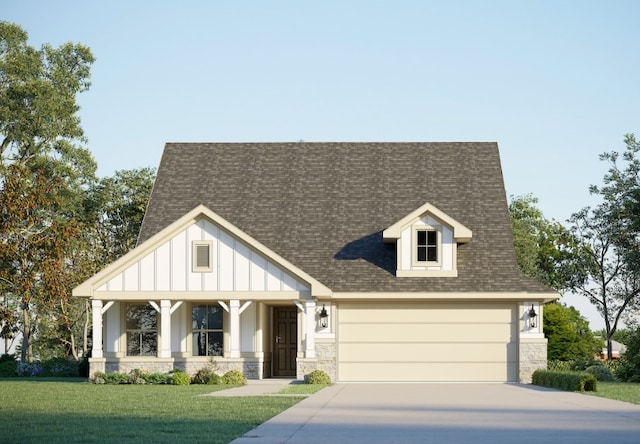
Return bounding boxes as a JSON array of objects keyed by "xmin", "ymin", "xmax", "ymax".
[{"xmin": 73, "ymin": 205, "xmax": 330, "ymax": 298}]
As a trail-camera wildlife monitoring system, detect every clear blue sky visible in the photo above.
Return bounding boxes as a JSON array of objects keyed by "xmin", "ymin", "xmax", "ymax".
[{"xmin": 5, "ymin": 0, "xmax": 640, "ymax": 330}]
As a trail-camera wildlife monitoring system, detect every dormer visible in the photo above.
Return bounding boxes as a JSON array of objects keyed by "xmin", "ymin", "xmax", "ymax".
[{"xmin": 382, "ymin": 202, "xmax": 472, "ymax": 277}]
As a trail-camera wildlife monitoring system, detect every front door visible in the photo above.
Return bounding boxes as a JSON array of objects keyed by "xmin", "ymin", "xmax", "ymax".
[{"xmin": 273, "ymin": 307, "xmax": 297, "ymax": 377}]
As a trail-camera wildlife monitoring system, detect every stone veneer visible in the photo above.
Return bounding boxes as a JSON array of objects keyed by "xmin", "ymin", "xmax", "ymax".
[
  {"xmin": 296, "ymin": 341, "xmax": 336, "ymax": 382},
  {"xmin": 91, "ymin": 357, "xmax": 261, "ymax": 379},
  {"xmin": 519, "ymin": 338, "xmax": 547, "ymax": 384}
]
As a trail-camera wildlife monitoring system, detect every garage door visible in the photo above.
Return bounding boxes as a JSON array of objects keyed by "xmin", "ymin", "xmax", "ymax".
[{"xmin": 337, "ymin": 302, "xmax": 517, "ymax": 382}]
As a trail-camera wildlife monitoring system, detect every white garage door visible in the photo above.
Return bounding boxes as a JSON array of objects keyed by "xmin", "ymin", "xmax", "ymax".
[{"xmin": 337, "ymin": 302, "xmax": 517, "ymax": 382}]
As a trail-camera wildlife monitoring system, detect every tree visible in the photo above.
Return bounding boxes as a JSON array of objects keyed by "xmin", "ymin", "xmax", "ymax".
[
  {"xmin": 509, "ymin": 194, "xmax": 584, "ymax": 291},
  {"xmin": 543, "ymin": 302, "xmax": 603, "ymax": 361},
  {"xmin": 0, "ymin": 21, "xmax": 95, "ymax": 362},
  {"xmin": 564, "ymin": 134, "xmax": 640, "ymax": 363}
]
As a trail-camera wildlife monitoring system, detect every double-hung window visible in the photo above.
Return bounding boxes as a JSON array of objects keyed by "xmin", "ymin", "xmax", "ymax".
[
  {"xmin": 126, "ymin": 303, "xmax": 158, "ymax": 356},
  {"xmin": 413, "ymin": 227, "xmax": 441, "ymax": 266},
  {"xmin": 192, "ymin": 304, "xmax": 223, "ymax": 356}
]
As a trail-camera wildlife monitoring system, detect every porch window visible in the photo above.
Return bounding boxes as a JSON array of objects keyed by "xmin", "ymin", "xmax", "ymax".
[
  {"xmin": 126, "ymin": 304, "xmax": 158, "ymax": 356},
  {"xmin": 192, "ymin": 304, "xmax": 223, "ymax": 356}
]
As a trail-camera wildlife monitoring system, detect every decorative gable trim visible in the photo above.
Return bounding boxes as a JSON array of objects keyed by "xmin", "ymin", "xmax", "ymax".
[
  {"xmin": 382, "ymin": 202, "xmax": 472, "ymax": 243},
  {"xmin": 73, "ymin": 204, "xmax": 332, "ymax": 298}
]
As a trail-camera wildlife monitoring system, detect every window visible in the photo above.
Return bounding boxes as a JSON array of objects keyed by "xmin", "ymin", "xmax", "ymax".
[
  {"xmin": 192, "ymin": 304, "xmax": 223, "ymax": 356},
  {"xmin": 126, "ymin": 304, "xmax": 157, "ymax": 356},
  {"xmin": 192, "ymin": 240, "xmax": 213, "ymax": 272},
  {"xmin": 413, "ymin": 227, "xmax": 440, "ymax": 265}
]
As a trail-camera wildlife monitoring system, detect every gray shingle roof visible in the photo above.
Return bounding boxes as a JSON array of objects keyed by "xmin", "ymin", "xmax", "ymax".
[{"xmin": 138, "ymin": 142, "xmax": 553, "ymax": 293}]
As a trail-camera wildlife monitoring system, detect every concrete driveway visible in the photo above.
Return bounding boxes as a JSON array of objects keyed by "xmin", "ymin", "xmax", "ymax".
[{"xmin": 231, "ymin": 383, "xmax": 640, "ymax": 444}]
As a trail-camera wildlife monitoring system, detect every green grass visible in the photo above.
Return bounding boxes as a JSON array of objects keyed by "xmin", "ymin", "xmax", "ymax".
[
  {"xmin": 275, "ymin": 383, "xmax": 329, "ymax": 395},
  {"xmin": 584, "ymin": 381, "xmax": 640, "ymax": 404},
  {"xmin": 0, "ymin": 378, "xmax": 305, "ymax": 444}
]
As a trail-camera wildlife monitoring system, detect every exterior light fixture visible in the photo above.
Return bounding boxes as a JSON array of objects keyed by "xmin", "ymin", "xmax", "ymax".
[
  {"xmin": 528, "ymin": 304, "xmax": 537, "ymax": 329},
  {"xmin": 319, "ymin": 304, "xmax": 329, "ymax": 328}
]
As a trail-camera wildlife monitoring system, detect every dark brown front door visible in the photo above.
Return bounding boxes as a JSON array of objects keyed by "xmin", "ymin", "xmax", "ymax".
[{"xmin": 273, "ymin": 307, "xmax": 297, "ymax": 377}]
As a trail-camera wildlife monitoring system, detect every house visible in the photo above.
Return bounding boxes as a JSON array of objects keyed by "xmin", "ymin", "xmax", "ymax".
[{"xmin": 73, "ymin": 142, "xmax": 558, "ymax": 383}]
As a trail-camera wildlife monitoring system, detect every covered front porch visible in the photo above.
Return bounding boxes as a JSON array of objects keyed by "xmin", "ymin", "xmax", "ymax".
[{"xmin": 88, "ymin": 297, "xmax": 332, "ymax": 379}]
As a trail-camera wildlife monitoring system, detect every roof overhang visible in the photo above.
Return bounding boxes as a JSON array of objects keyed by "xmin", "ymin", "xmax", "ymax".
[{"xmin": 382, "ymin": 202, "xmax": 472, "ymax": 243}]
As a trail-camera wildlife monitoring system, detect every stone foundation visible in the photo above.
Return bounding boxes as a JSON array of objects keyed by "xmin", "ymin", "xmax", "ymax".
[
  {"xmin": 519, "ymin": 338, "xmax": 547, "ymax": 383},
  {"xmin": 296, "ymin": 341, "xmax": 337, "ymax": 382},
  {"xmin": 91, "ymin": 357, "xmax": 262, "ymax": 379}
]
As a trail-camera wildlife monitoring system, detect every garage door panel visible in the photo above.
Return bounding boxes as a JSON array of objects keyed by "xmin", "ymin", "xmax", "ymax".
[
  {"xmin": 338, "ymin": 362, "xmax": 516, "ymax": 382},
  {"xmin": 337, "ymin": 303, "xmax": 517, "ymax": 382},
  {"xmin": 339, "ymin": 323, "xmax": 513, "ymax": 343},
  {"xmin": 338, "ymin": 342, "xmax": 517, "ymax": 363},
  {"xmin": 339, "ymin": 303, "xmax": 514, "ymax": 324}
]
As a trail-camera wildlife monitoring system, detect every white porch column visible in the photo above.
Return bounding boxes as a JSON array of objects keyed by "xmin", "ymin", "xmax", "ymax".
[
  {"xmin": 159, "ymin": 300, "xmax": 171, "ymax": 358},
  {"xmin": 91, "ymin": 300, "xmax": 103, "ymax": 358},
  {"xmin": 305, "ymin": 300, "xmax": 316, "ymax": 358},
  {"xmin": 229, "ymin": 300, "xmax": 241, "ymax": 358}
]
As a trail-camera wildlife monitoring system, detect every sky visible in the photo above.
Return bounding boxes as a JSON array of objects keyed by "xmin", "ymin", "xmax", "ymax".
[{"xmin": 4, "ymin": 0, "xmax": 640, "ymax": 330}]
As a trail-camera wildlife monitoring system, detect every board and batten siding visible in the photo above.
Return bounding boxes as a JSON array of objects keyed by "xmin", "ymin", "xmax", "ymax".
[{"xmin": 96, "ymin": 219, "xmax": 310, "ymax": 293}]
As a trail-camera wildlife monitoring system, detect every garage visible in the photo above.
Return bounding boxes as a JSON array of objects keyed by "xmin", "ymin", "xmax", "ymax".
[{"xmin": 337, "ymin": 302, "xmax": 518, "ymax": 382}]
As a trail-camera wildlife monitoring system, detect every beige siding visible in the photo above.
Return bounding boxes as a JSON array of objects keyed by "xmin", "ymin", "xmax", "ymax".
[{"xmin": 337, "ymin": 302, "xmax": 517, "ymax": 382}]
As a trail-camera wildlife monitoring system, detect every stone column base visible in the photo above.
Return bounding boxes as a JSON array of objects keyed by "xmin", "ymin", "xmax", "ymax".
[{"xmin": 520, "ymin": 337, "xmax": 548, "ymax": 384}]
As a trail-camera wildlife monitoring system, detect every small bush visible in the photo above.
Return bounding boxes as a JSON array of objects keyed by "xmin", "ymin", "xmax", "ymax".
[
  {"xmin": 305, "ymin": 369, "xmax": 331, "ymax": 385},
  {"xmin": 16, "ymin": 362, "xmax": 44, "ymax": 377},
  {"xmin": 170, "ymin": 370, "xmax": 191, "ymax": 386},
  {"xmin": 0, "ymin": 360, "xmax": 17, "ymax": 377},
  {"xmin": 102, "ymin": 371, "xmax": 131, "ymax": 384},
  {"xmin": 585, "ymin": 363, "xmax": 615, "ymax": 382},
  {"xmin": 192, "ymin": 367, "xmax": 221, "ymax": 385},
  {"xmin": 547, "ymin": 360, "xmax": 572, "ymax": 371},
  {"xmin": 128, "ymin": 368, "xmax": 148, "ymax": 384},
  {"xmin": 532, "ymin": 369, "xmax": 597, "ymax": 392},
  {"xmin": 42, "ymin": 358, "xmax": 79, "ymax": 377},
  {"xmin": 221, "ymin": 369, "xmax": 247, "ymax": 385},
  {"xmin": 0, "ymin": 353, "xmax": 16, "ymax": 364},
  {"xmin": 144, "ymin": 372, "xmax": 171, "ymax": 384},
  {"xmin": 92, "ymin": 371, "xmax": 106, "ymax": 384}
]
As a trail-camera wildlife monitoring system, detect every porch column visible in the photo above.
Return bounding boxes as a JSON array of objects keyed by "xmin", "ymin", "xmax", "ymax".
[
  {"xmin": 305, "ymin": 300, "xmax": 316, "ymax": 358},
  {"xmin": 159, "ymin": 300, "xmax": 171, "ymax": 358},
  {"xmin": 229, "ymin": 300, "xmax": 241, "ymax": 358},
  {"xmin": 91, "ymin": 300, "xmax": 103, "ymax": 358}
]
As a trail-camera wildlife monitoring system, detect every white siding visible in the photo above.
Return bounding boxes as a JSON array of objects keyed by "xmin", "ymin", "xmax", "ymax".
[
  {"xmin": 399, "ymin": 216, "xmax": 455, "ymax": 272},
  {"xmin": 98, "ymin": 219, "xmax": 310, "ymax": 294}
]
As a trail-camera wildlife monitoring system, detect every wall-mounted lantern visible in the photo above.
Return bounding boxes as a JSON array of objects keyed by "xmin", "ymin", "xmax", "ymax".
[
  {"xmin": 319, "ymin": 304, "xmax": 329, "ymax": 328},
  {"xmin": 528, "ymin": 304, "xmax": 537, "ymax": 329}
]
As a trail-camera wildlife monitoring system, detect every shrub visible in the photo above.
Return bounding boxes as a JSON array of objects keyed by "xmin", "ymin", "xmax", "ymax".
[
  {"xmin": 144, "ymin": 372, "xmax": 171, "ymax": 384},
  {"xmin": 78, "ymin": 357, "xmax": 89, "ymax": 378},
  {"xmin": 614, "ymin": 328, "xmax": 640, "ymax": 382},
  {"xmin": 0, "ymin": 360, "xmax": 17, "ymax": 377},
  {"xmin": 192, "ymin": 367, "xmax": 221, "ymax": 385},
  {"xmin": 585, "ymin": 363, "xmax": 615, "ymax": 382},
  {"xmin": 170, "ymin": 370, "xmax": 191, "ymax": 386},
  {"xmin": 0, "ymin": 353, "xmax": 16, "ymax": 363},
  {"xmin": 42, "ymin": 358, "xmax": 79, "ymax": 377},
  {"xmin": 532, "ymin": 369, "xmax": 597, "ymax": 392},
  {"xmin": 221, "ymin": 369, "xmax": 247, "ymax": 385},
  {"xmin": 102, "ymin": 371, "xmax": 131, "ymax": 384},
  {"xmin": 547, "ymin": 360, "xmax": 572, "ymax": 371},
  {"xmin": 92, "ymin": 371, "xmax": 106, "ymax": 384},
  {"xmin": 128, "ymin": 368, "xmax": 148, "ymax": 384},
  {"xmin": 305, "ymin": 369, "xmax": 331, "ymax": 385},
  {"xmin": 16, "ymin": 362, "xmax": 44, "ymax": 377}
]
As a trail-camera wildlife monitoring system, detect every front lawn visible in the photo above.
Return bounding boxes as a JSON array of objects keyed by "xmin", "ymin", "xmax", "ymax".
[
  {"xmin": 584, "ymin": 381, "xmax": 640, "ymax": 404},
  {"xmin": 0, "ymin": 379, "xmax": 305, "ymax": 444}
]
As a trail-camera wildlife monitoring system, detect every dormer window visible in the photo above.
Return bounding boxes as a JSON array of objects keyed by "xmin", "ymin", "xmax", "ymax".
[
  {"xmin": 383, "ymin": 202, "xmax": 472, "ymax": 278},
  {"xmin": 414, "ymin": 227, "xmax": 440, "ymax": 266}
]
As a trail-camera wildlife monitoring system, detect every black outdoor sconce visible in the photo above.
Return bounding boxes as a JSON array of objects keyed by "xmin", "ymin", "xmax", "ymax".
[
  {"xmin": 319, "ymin": 304, "xmax": 329, "ymax": 328},
  {"xmin": 528, "ymin": 304, "xmax": 537, "ymax": 328}
]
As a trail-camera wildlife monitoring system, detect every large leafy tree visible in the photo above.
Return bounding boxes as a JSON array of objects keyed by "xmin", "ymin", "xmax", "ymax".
[
  {"xmin": 565, "ymin": 134, "xmax": 640, "ymax": 362},
  {"xmin": 543, "ymin": 302, "xmax": 602, "ymax": 361},
  {"xmin": 0, "ymin": 21, "xmax": 95, "ymax": 362},
  {"xmin": 509, "ymin": 194, "xmax": 584, "ymax": 291}
]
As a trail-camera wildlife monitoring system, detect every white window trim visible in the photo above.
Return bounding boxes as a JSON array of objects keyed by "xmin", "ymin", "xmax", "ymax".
[
  {"xmin": 192, "ymin": 240, "xmax": 213, "ymax": 273},
  {"xmin": 412, "ymin": 225, "xmax": 442, "ymax": 267}
]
